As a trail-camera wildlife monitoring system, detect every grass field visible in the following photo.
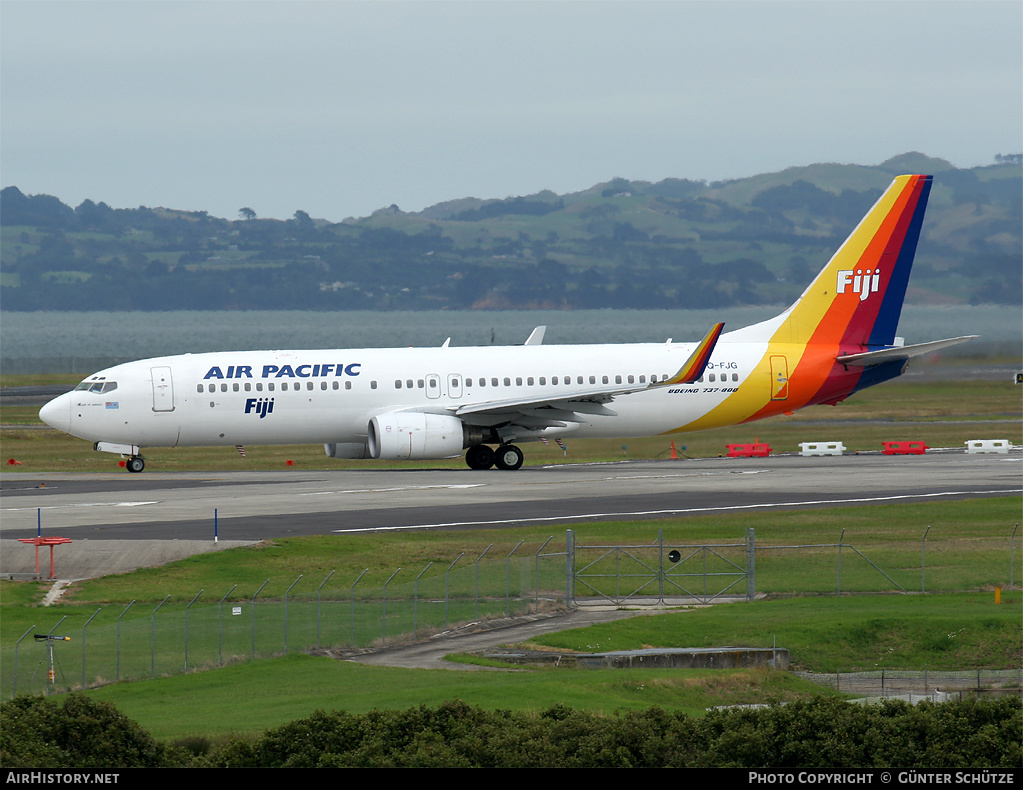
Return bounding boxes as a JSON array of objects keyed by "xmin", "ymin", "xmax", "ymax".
[{"xmin": 2, "ymin": 497, "xmax": 1019, "ymax": 740}]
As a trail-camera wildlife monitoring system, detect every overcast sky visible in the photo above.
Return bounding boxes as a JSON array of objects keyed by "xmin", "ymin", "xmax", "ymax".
[{"xmin": 2, "ymin": 0, "xmax": 1020, "ymax": 221}]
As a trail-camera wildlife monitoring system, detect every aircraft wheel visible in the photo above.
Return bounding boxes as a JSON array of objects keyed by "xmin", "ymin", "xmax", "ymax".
[
  {"xmin": 465, "ymin": 444, "xmax": 495, "ymax": 470},
  {"xmin": 494, "ymin": 444, "xmax": 523, "ymax": 471},
  {"xmin": 125, "ymin": 456, "xmax": 145, "ymax": 473}
]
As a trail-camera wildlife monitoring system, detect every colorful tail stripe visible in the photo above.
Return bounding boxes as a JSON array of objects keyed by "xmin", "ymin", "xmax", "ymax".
[
  {"xmin": 776, "ymin": 174, "xmax": 932, "ymax": 350},
  {"xmin": 664, "ymin": 322, "xmax": 725, "ymax": 385}
]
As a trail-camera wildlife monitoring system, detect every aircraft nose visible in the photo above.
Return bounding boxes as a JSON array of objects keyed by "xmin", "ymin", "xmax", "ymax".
[{"xmin": 39, "ymin": 393, "xmax": 72, "ymax": 434}]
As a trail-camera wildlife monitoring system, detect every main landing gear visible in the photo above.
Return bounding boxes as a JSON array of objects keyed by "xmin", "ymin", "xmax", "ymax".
[
  {"xmin": 465, "ymin": 444, "xmax": 523, "ymax": 471},
  {"xmin": 125, "ymin": 455, "xmax": 145, "ymax": 473}
]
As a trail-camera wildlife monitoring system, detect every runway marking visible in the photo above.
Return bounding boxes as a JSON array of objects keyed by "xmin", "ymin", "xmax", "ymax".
[
  {"xmin": 2, "ymin": 501, "xmax": 160, "ymax": 513},
  {"xmin": 598, "ymin": 470, "xmax": 769, "ymax": 481},
  {"xmin": 298, "ymin": 484, "xmax": 485, "ymax": 496},
  {"xmin": 331, "ymin": 488, "xmax": 1022, "ymax": 533}
]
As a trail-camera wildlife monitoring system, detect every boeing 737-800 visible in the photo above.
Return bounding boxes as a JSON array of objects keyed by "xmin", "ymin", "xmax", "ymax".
[{"xmin": 39, "ymin": 175, "xmax": 974, "ymax": 473}]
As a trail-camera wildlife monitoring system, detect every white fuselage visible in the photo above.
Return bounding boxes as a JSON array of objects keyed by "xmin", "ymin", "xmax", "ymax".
[{"xmin": 41, "ymin": 336, "xmax": 767, "ymax": 452}]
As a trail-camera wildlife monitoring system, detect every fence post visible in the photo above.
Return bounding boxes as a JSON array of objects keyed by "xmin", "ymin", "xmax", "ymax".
[
  {"xmin": 921, "ymin": 526, "xmax": 930, "ymax": 593},
  {"xmin": 184, "ymin": 590, "xmax": 204, "ymax": 670},
  {"xmin": 81, "ymin": 608, "xmax": 101, "ymax": 691},
  {"xmin": 413, "ymin": 562, "xmax": 433, "ymax": 639},
  {"xmin": 444, "ymin": 555, "xmax": 463, "ymax": 629},
  {"xmin": 218, "ymin": 585, "xmax": 237, "ymax": 665},
  {"xmin": 474, "ymin": 545, "xmax": 493, "ymax": 619},
  {"xmin": 150, "ymin": 597, "xmax": 169, "ymax": 677},
  {"xmin": 284, "ymin": 576, "xmax": 303, "ymax": 654},
  {"xmin": 381, "ymin": 568, "xmax": 402, "ymax": 644},
  {"xmin": 533, "ymin": 537, "xmax": 553, "ymax": 612},
  {"xmin": 1011, "ymin": 523, "xmax": 1018, "ymax": 592},
  {"xmin": 250, "ymin": 580, "xmax": 269, "ymax": 659},
  {"xmin": 746, "ymin": 528, "xmax": 755, "ymax": 601},
  {"xmin": 838, "ymin": 528, "xmax": 845, "ymax": 595},
  {"xmin": 506, "ymin": 541, "xmax": 524, "ymax": 615},
  {"xmin": 349, "ymin": 570, "xmax": 369, "ymax": 647},
  {"xmin": 316, "ymin": 571, "xmax": 335, "ymax": 649},
  {"xmin": 657, "ymin": 530, "xmax": 665, "ymax": 603},
  {"xmin": 13, "ymin": 625, "xmax": 35, "ymax": 698},
  {"xmin": 566, "ymin": 530, "xmax": 575, "ymax": 607},
  {"xmin": 116, "ymin": 601, "xmax": 135, "ymax": 681}
]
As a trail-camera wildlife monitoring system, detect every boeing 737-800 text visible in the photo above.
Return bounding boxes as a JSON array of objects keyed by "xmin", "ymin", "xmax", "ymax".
[{"xmin": 39, "ymin": 175, "xmax": 974, "ymax": 472}]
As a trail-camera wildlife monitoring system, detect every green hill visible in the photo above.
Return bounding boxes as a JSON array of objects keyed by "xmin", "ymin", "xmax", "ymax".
[{"xmin": 2, "ymin": 152, "xmax": 1019, "ymax": 311}]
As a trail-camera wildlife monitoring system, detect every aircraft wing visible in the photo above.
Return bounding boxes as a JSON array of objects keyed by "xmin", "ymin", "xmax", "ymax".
[
  {"xmin": 450, "ymin": 323, "xmax": 724, "ymax": 432},
  {"xmin": 837, "ymin": 335, "xmax": 977, "ymax": 366}
]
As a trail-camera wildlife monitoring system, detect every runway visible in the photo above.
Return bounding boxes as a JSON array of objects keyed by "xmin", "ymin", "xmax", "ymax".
[{"xmin": 2, "ymin": 450, "xmax": 1020, "ymax": 544}]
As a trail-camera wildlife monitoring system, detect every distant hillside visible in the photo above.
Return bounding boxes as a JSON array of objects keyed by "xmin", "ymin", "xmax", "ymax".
[{"xmin": 1, "ymin": 152, "xmax": 1019, "ymax": 311}]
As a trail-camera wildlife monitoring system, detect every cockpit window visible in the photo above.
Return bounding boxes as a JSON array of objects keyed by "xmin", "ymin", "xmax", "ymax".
[{"xmin": 75, "ymin": 379, "xmax": 117, "ymax": 394}]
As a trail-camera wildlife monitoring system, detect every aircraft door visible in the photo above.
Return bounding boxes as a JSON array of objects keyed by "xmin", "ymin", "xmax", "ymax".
[
  {"xmin": 447, "ymin": 374, "xmax": 462, "ymax": 399},
  {"xmin": 769, "ymin": 356, "xmax": 789, "ymax": 401},
  {"xmin": 151, "ymin": 366, "xmax": 175, "ymax": 412},
  {"xmin": 426, "ymin": 374, "xmax": 441, "ymax": 399}
]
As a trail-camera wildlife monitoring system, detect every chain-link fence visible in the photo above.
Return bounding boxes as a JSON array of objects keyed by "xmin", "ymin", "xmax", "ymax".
[
  {"xmin": 5, "ymin": 542, "xmax": 571, "ymax": 698},
  {"xmin": 5, "ymin": 524, "xmax": 1018, "ymax": 698}
]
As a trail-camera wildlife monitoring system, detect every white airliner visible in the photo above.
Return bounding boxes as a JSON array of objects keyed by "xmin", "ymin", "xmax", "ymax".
[{"xmin": 40, "ymin": 175, "xmax": 973, "ymax": 473}]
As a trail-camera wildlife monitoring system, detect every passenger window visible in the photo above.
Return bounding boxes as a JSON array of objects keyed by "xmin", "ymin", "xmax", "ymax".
[
  {"xmin": 371, "ymin": 381, "xmax": 378, "ymax": 389},
  {"xmin": 503, "ymin": 378, "xmax": 511, "ymax": 386},
  {"xmin": 615, "ymin": 375, "xmax": 622, "ymax": 384},
  {"xmin": 539, "ymin": 377, "xmax": 546, "ymax": 385},
  {"xmin": 527, "ymin": 377, "xmax": 534, "ymax": 386},
  {"xmin": 418, "ymin": 379, "xmax": 425, "ymax": 388},
  {"xmin": 492, "ymin": 378, "xmax": 499, "ymax": 387},
  {"xmin": 233, "ymin": 383, "xmax": 239, "ymax": 392},
  {"xmin": 589, "ymin": 375, "xmax": 596, "ymax": 384},
  {"xmin": 256, "ymin": 383, "xmax": 263, "ymax": 391},
  {"xmin": 732, "ymin": 373, "xmax": 739, "ymax": 382},
  {"xmin": 395, "ymin": 380, "xmax": 402, "ymax": 389},
  {"xmin": 245, "ymin": 383, "xmax": 252, "ymax": 391},
  {"xmin": 320, "ymin": 381, "xmax": 327, "ymax": 390}
]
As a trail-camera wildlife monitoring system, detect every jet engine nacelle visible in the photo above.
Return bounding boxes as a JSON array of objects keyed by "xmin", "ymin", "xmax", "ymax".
[
  {"xmin": 367, "ymin": 412, "xmax": 467, "ymax": 460},
  {"xmin": 324, "ymin": 442, "xmax": 368, "ymax": 459}
]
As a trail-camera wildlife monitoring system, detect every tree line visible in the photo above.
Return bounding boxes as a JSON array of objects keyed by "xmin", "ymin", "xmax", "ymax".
[{"xmin": 2, "ymin": 694, "xmax": 1020, "ymax": 768}]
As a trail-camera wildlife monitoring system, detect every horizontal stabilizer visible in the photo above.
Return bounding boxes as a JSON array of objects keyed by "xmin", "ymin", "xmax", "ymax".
[
  {"xmin": 837, "ymin": 335, "xmax": 977, "ymax": 366},
  {"xmin": 655, "ymin": 322, "xmax": 725, "ymax": 386}
]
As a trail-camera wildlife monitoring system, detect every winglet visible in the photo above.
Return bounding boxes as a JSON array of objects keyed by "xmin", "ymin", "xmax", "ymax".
[
  {"xmin": 656, "ymin": 322, "xmax": 725, "ymax": 386},
  {"xmin": 524, "ymin": 326, "xmax": 547, "ymax": 346}
]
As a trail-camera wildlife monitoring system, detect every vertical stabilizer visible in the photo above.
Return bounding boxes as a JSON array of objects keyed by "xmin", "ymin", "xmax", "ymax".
[{"xmin": 769, "ymin": 174, "xmax": 932, "ymax": 349}]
